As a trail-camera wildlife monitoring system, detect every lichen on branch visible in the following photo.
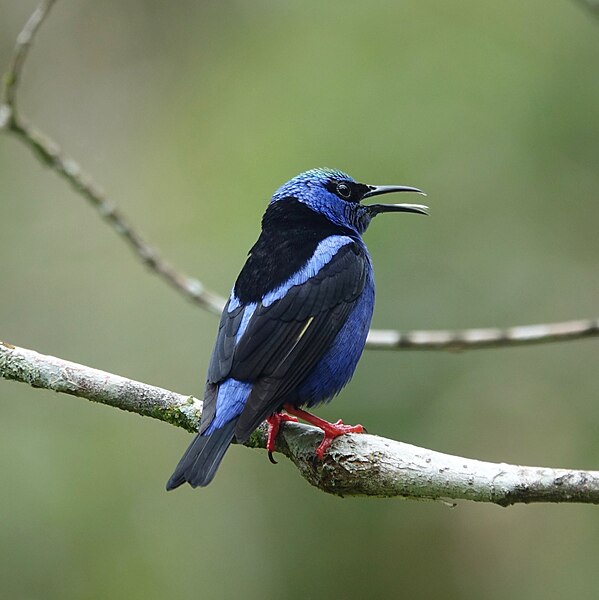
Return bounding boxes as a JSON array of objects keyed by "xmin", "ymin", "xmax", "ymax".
[{"xmin": 2, "ymin": 340, "xmax": 598, "ymax": 505}]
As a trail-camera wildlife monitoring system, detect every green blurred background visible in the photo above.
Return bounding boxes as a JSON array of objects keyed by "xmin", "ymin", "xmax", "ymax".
[{"xmin": 1, "ymin": 1, "xmax": 598, "ymax": 598}]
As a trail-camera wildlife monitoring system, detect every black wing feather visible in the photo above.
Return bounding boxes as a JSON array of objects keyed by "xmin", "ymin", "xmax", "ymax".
[
  {"xmin": 201, "ymin": 242, "xmax": 368, "ymax": 441},
  {"xmin": 234, "ymin": 288, "xmax": 360, "ymax": 441},
  {"xmin": 207, "ymin": 303, "xmax": 245, "ymax": 383}
]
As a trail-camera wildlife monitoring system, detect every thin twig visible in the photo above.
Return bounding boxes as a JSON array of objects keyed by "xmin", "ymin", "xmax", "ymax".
[
  {"xmin": 0, "ymin": 0, "xmax": 224, "ymax": 316},
  {"xmin": 2, "ymin": 0, "xmax": 56, "ymax": 109},
  {"xmin": 1, "ymin": 1, "xmax": 598, "ymax": 350},
  {"xmin": 7, "ymin": 114, "xmax": 226, "ymax": 316},
  {"xmin": 1, "ymin": 339, "xmax": 598, "ymax": 505},
  {"xmin": 366, "ymin": 318, "xmax": 599, "ymax": 351}
]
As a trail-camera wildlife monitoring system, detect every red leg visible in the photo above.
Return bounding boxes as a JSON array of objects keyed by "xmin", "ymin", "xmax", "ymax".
[
  {"xmin": 265, "ymin": 412, "xmax": 298, "ymax": 464},
  {"xmin": 283, "ymin": 404, "xmax": 364, "ymax": 460}
]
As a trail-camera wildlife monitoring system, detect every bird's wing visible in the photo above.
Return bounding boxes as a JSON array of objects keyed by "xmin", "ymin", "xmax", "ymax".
[{"xmin": 201, "ymin": 241, "xmax": 368, "ymax": 441}]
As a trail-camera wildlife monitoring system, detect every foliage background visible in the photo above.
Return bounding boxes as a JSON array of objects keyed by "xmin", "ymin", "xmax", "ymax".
[{"xmin": 1, "ymin": 1, "xmax": 598, "ymax": 598}]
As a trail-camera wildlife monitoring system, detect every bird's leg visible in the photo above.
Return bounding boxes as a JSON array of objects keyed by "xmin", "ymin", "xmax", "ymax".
[
  {"xmin": 265, "ymin": 412, "xmax": 298, "ymax": 464},
  {"xmin": 282, "ymin": 404, "xmax": 364, "ymax": 460}
]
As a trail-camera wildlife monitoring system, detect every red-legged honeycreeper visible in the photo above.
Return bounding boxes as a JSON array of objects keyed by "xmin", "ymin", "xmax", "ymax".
[{"xmin": 167, "ymin": 168, "xmax": 427, "ymax": 489}]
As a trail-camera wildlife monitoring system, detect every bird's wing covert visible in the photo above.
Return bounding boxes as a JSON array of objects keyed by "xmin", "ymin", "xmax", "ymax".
[{"xmin": 230, "ymin": 242, "xmax": 368, "ymax": 441}]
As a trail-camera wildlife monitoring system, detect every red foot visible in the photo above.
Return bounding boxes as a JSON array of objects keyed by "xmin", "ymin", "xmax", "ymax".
[
  {"xmin": 283, "ymin": 404, "xmax": 364, "ymax": 460},
  {"xmin": 266, "ymin": 412, "xmax": 298, "ymax": 463}
]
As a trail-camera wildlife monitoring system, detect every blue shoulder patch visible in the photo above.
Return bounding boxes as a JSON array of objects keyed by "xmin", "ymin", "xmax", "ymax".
[
  {"xmin": 228, "ymin": 295, "xmax": 241, "ymax": 312},
  {"xmin": 261, "ymin": 235, "xmax": 354, "ymax": 307},
  {"xmin": 236, "ymin": 303, "xmax": 257, "ymax": 341}
]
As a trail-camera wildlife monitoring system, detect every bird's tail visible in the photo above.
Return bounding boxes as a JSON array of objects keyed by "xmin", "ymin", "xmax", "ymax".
[{"xmin": 166, "ymin": 418, "xmax": 238, "ymax": 490}]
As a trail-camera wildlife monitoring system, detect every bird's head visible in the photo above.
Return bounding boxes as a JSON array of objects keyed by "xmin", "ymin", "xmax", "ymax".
[{"xmin": 270, "ymin": 167, "xmax": 428, "ymax": 234}]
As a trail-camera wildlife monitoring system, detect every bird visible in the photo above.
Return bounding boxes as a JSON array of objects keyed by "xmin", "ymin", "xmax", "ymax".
[{"xmin": 166, "ymin": 167, "xmax": 427, "ymax": 489}]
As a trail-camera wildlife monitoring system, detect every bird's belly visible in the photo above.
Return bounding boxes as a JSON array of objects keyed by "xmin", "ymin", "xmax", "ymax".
[{"xmin": 296, "ymin": 276, "xmax": 374, "ymax": 408}]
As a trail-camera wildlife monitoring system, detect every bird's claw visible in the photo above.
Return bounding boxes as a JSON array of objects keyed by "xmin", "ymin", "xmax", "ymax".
[
  {"xmin": 281, "ymin": 404, "xmax": 366, "ymax": 462},
  {"xmin": 265, "ymin": 412, "xmax": 299, "ymax": 463},
  {"xmin": 314, "ymin": 422, "xmax": 364, "ymax": 460}
]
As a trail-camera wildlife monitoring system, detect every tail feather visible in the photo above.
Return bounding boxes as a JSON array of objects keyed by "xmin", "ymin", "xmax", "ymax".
[{"xmin": 166, "ymin": 418, "xmax": 238, "ymax": 490}]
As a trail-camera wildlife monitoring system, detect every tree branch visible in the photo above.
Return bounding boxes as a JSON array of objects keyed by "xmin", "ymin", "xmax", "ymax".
[
  {"xmin": 2, "ymin": 0, "xmax": 56, "ymax": 110},
  {"xmin": 1, "ymin": 339, "xmax": 598, "ymax": 505},
  {"xmin": 0, "ymin": 0, "xmax": 223, "ymax": 316},
  {"xmin": 4, "ymin": 112, "xmax": 226, "ymax": 316},
  {"xmin": 366, "ymin": 318, "xmax": 599, "ymax": 351},
  {"xmin": 1, "ymin": 1, "xmax": 598, "ymax": 351}
]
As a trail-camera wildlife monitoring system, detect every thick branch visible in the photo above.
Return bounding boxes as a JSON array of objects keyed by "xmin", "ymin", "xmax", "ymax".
[
  {"xmin": 2, "ymin": 340, "xmax": 598, "ymax": 505},
  {"xmin": 1, "ymin": 2, "xmax": 598, "ymax": 352},
  {"xmin": 0, "ymin": 340, "xmax": 202, "ymax": 432}
]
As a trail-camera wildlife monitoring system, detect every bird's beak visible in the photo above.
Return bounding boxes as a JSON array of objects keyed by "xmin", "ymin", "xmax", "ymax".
[{"xmin": 362, "ymin": 185, "xmax": 429, "ymax": 216}]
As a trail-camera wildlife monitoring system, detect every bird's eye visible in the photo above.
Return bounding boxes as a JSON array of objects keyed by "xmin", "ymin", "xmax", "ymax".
[{"xmin": 336, "ymin": 183, "xmax": 351, "ymax": 199}]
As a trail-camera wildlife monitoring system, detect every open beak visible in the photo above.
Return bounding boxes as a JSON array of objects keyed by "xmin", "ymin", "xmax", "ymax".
[{"xmin": 362, "ymin": 185, "xmax": 429, "ymax": 216}]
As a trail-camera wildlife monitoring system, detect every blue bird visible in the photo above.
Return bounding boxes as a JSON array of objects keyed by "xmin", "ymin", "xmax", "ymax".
[{"xmin": 166, "ymin": 168, "xmax": 427, "ymax": 489}]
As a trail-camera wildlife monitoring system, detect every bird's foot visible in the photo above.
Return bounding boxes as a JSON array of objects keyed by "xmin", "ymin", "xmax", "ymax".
[
  {"xmin": 266, "ymin": 412, "xmax": 298, "ymax": 464},
  {"xmin": 313, "ymin": 420, "xmax": 364, "ymax": 460},
  {"xmin": 282, "ymin": 404, "xmax": 364, "ymax": 460}
]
